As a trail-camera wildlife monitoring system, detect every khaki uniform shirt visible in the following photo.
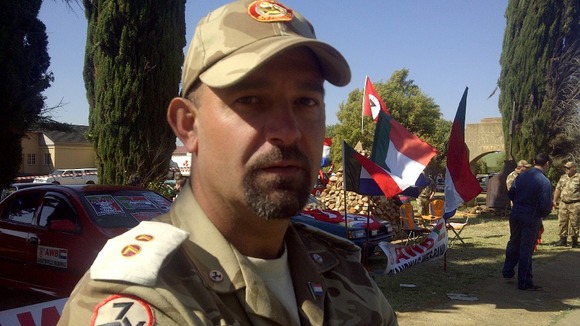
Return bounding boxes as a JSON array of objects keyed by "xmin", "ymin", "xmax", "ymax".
[
  {"xmin": 58, "ymin": 184, "xmax": 397, "ymax": 325},
  {"xmin": 506, "ymin": 170, "xmax": 519, "ymax": 190},
  {"xmin": 556, "ymin": 173, "xmax": 580, "ymax": 203}
]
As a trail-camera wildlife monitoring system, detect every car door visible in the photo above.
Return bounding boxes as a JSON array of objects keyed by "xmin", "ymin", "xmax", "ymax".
[
  {"xmin": 33, "ymin": 192, "xmax": 94, "ymax": 295},
  {"xmin": 0, "ymin": 191, "xmax": 44, "ymax": 288}
]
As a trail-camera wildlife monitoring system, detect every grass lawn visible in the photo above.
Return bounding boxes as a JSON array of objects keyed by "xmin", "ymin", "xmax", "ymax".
[{"xmin": 367, "ymin": 209, "xmax": 564, "ymax": 312}]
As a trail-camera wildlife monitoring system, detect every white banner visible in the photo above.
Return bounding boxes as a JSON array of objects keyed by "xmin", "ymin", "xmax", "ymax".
[
  {"xmin": 378, "ymin": 218, "xmax": 448, "ymax": 274},
  {"xmin": 0, "ymin": 298, "xmax": 67, "ymax": 326}
]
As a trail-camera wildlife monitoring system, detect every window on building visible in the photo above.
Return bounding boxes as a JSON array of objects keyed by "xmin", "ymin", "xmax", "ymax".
[
  {"xmin": 44, "ymin": 153, "xmax": 52, "ymax": 165},
  {"xmin": 26, "ymin": 154, "xmax": 36, "ymax": 165}
]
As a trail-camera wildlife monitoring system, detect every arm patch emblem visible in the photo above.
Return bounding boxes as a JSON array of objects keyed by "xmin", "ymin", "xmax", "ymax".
[{"xmin": 91, "ymin": 294, "xmax": 154, "ymax": 326}]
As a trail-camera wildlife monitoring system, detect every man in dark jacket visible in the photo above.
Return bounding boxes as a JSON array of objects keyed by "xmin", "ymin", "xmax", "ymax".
[{"xmin": 502, "ymin": 153, "xmax": 552, "ymax": 291}]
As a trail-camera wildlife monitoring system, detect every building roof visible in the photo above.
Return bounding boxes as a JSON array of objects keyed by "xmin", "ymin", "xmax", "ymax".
[
  {"xmin": 173, "ymin": 145, "xmax": 188, "ymax": 155},
  {"xmin": 39, "ymin": 125, "xmax": 90, "ymax": 144}
]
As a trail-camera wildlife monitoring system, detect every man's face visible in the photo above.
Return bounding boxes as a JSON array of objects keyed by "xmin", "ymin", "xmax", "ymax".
[
  {"xmin": 565, "ymin": 166, "xmax": 576, "ymax": 176},
  {"xmin": 190, "ymin": 47, "xmax": 326, "ymax": 220}
]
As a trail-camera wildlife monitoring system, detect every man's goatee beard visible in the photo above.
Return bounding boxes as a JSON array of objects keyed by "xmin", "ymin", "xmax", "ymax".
[{"xmin": 243, "ymin": 145, "xmax": 312, "ymax": 220}]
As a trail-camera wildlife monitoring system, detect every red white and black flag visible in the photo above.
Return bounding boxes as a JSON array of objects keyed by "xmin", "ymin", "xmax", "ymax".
[{"xmin": 362, "ymin": 75, "xmax": 389, "ymax": 121}]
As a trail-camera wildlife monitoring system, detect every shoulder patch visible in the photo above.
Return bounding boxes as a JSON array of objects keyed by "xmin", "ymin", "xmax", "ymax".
[
  {"xmin": 91, "ymin": 221, "xmax": 189, "ymax": 286},
  {"xmin": 91, "ymin": 294, "xmax": 154, "ymax": 326}
]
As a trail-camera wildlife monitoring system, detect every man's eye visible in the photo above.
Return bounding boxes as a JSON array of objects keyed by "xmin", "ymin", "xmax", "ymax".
[
  {"xmin": 236, "ymin": 96, "xmax": 260, "ymax": 105},
  {"xmin": 297, "ymin": 97, "xmax": 319, "ymax": 107}
]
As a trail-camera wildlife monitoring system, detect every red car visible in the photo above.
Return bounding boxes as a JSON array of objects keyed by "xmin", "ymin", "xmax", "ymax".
[{"xmin": 0, "ymin": 185, "xmax": 172, "ymax": 297}]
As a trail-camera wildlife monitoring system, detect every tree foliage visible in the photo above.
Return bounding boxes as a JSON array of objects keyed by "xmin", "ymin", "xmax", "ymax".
[
  {"xmin": 498, "ymin": 0, "xmax": 579, "ymax": 164},
  {"xmin": 328, "ymin": 69, "xmax": 451, "ymax": 177},
  {"xmin": 83, "ymin": 0, "xmax": 186, "ymax": 186},
  {"xmin": 0, "ymin": 0, "xmax": 54, "ymax": 188}
]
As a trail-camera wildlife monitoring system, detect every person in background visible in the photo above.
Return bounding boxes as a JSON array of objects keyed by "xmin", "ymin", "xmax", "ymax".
[
  {"xmin": 506, "ymin": 159, "xmax": 532, "ymax": 190},
  {"xmin": 502, "ymin": 153, "xmax": 552, "ymax": 291},
  {"xmin": 57, "ymin": 1, "xmax": 397, "ymax": 325},
  {"xmin": 553, "ymin": 161, "xmax": 580, "ymax": 248},
  {"xmin": 417, "ymin": 173, "xmax": 436, "ymax": 215},
  {"xmin": 172, "ymin": 176, "xmax": 187, "ymax": 201}
]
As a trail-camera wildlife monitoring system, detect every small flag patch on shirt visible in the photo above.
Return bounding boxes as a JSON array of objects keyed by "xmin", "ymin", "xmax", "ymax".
[{"xmin": 308, "ymin": 282, "xmax": 324, "ymax": 299}]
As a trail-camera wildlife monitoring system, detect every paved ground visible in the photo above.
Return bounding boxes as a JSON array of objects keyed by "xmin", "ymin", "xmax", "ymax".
[{"xmin": 396, "ymin": 248, "xmax": 580, "ymax": 326}]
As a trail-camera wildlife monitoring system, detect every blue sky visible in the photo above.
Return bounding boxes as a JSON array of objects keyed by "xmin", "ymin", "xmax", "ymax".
[{"xmin": 39, "ymin": 0, "xmax": 507, "ymax": 127}]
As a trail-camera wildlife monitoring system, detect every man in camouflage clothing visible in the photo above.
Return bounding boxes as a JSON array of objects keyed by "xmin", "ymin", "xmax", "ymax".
[
  {"xmin": 58, "ymin": 1, "xmax": 397, "ymax": 325},
  {"xmin": 417, "ymin": 174, "xmax": 436, "ymax": 215},
  {"xmin": 553, "ymin": 161, "xmax": 580, "ymax": 248},
  {"xmin": 506, "ymin": 159, "xmax": 532, "ymax": 190}
]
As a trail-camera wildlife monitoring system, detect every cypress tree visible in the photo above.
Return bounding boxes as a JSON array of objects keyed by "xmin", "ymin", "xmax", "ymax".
[
  {"xmin": 0, "ymin": 0, "xmax": 53, "ymax": 188},
  {"xmin": 498, "ymin": 0, "xmax": 579, "ymax": 162},
  {"xmin": 83, "ymin": 0, "xmax": 186, "ymax": 185}
]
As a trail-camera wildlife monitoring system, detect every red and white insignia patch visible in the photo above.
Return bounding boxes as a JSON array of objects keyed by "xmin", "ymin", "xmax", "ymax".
[
  {"xmin": 135, "ymin": 234, "xmax": 154, "ymax": 242},
  {"xmin": 248, "ymin": 1, "xmax": 293, "ymax": 22},
  {"xmin": 91, "ymin": 294, "xmax": 154, "ymax": 326},
  {"xmin": 121, "ymin": 244, "xmax": 142, "ymax": 257}
]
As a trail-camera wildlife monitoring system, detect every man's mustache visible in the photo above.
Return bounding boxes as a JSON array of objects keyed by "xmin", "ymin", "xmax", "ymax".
[{"xmin": 249, "ymin": 145, "xmax": 311, "ymax": 172}]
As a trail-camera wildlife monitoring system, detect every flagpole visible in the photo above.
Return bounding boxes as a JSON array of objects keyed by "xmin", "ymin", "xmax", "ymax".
[
  {"xmin": 362, "ymin": 201, "xmax": 371, "ymax": 267},
  {"xmin": 343, "ymin": 184, "xmax": 348, "ymax": 241},
  {"xmin": 361, "ymin": 78, "xmax": 366, "ymax": 134}
]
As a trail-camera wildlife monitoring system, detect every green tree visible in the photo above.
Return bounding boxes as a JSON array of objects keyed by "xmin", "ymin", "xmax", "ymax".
[
  {"xmin": 83, "ymin": 0, "xmax": 186, "ymax": 186},
  {"xmin": 0, "ymin": 0, "xmax": 54, "ymax": 188},
  {"xmin": 498, "ymin": 0, "xmax": 579, "ymax": 162},
  {"xmin": 329, "ymin": 69, "xmax": 451, "ymax": 177}
]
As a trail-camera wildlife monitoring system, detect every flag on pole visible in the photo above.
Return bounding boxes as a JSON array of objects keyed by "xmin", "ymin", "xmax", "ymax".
[
  {"xmin": 342, "ymin": 141, "xmax": 404, "ymax": 197},
  {"xmin": 371, "ymin": 110, "xmax": 438, "ymax": 193},
  {"xmin": 443, "ymin": 87, "xmax": 482, "ymax": 219},
  {"xmin": 400, "ymin": 173, "xmax": 431, "ymax": 198},
  {"xmin": 321, "ymin": 137, "xmax": 332, "ymax": 167},
  {"xmin": 362, "ymin": 76, "xmax": 389, "ymax": 121}
]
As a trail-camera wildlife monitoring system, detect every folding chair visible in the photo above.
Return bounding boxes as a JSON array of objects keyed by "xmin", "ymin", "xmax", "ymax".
[
  {"xmin": 421, "ymin": 199, "xmax": 445, "ymax": 226},
  {"xmin": 446, "ymin": 213, "xmax": 473, "ymax": 247},
  {"xmin": 400, "ymin": 203, "xmax": 430, "ymax": 245}
]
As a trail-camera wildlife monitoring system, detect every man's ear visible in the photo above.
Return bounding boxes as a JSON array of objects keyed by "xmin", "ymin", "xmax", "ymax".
[{"xmin": 167, "ymin": 97, "xmax": 198, "ymax": 153}]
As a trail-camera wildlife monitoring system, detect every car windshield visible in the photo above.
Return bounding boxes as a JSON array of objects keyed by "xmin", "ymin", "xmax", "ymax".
[
  {"xmin": 51, "ymin": 170, "xmax": 65, "ymax": 176},
  {"xmin": 304, "ymin": 195, "xmax": 327, "ymax": 210},
  {"xmin": 1, "ymin": 187, "xmax": 17, "ymax": 201},
  {"xmin": 79, "ymin": 189, "xmax": 172, "ymax": 229}
]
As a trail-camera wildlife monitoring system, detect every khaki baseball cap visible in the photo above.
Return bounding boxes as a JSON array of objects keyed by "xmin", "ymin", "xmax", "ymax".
[
  {"xmin": 564, "ymin": 161, "xmax": 576, "ymax": 168},
  {"xmin": 517, "ymin": 160, "xmax": 532, "ymax": 168},
  {"xmin": 180, "ymin": 0, "xmax": 351, "ymax": 95}
]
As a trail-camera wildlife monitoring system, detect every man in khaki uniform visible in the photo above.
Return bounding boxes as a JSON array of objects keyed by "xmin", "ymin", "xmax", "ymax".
[
  {"xmin": 553, "ymin": 161, "xmax": 580, "ymax": 248},
  {"xmin": 506, "ymin": 159, "xmax": 532, "ymax": 190},
  {"xmin": 58, "ymin": 1, "xmax": 398, "ymax": 325}
]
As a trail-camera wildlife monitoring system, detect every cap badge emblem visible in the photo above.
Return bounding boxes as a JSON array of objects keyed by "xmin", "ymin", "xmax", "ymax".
[{"xmin": 248, "ymin": 1, "xmax": 293, "ymax": 22}]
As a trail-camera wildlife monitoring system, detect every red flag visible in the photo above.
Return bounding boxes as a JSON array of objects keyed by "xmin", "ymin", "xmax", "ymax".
[
  {"xmin": 362, "ymin": 76, "xmax": 389, "ymax": 121},
  {"xmin": 443, "ymin": 87, "xmax": 482, "ymax": 219},
  {"xmin": 371, "ymin": 111, "xmax": 437, "ymax": 192}
]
